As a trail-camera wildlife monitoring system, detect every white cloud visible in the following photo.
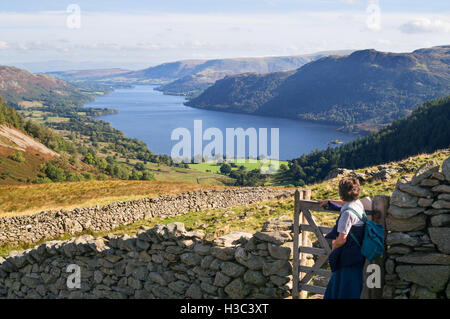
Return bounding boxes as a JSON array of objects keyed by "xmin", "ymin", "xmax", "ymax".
[
  {"xmin": 0, "ymin": 41, "xmax": 9, "ymax": 50},
  {"xmin": 400, "ymin": 18, "xmax": 450, "ymax": 34},
  {"xmin": 0, "ymin": 10, "xmax": 449, "ymax": 66}
]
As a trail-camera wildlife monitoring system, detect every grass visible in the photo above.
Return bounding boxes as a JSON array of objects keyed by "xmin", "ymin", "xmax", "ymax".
[
  {"xmin": 0, "ymin": 195, "xmax": 339, "ymax": 258},
  {"xmin": 188, "ymin": 159, "xmax": 288, "ymax": 174},
  {"xmin": 0, "ymin": 149, "xmax": 448, "ymax": 259},
  {"xmin": 0, "ymin": 180, "xmax": 229, "ymax": 217}
]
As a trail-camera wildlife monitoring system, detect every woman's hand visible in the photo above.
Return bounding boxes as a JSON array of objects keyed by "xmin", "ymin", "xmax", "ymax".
[
  {"xmin": 332, "ymin": 233, "xmax": 347, "ymax": 251},
  {"xmin": 319, "ymin": 200, "xmax": 329, "ymax": 208}
]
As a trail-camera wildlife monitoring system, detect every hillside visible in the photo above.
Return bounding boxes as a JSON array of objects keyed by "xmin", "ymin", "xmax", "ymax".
[
  {"xmin": 0, "ymin": 98, "xmax": 102, "ymax": 185},
  {"xmin": 46, "ymin": 68, "xmax": 131, "ymax": 83},
  {"xmin": 187, "ymin": 45, "xmax": 450, "ymax": 126},
  {"xmin": 49, "ymin": 50, "xmax": 352, "ymax": 97},
  {"xmin": 0, "ymin": 65, "xmax": 93, "ymax": 108},
  {"xmin": 279, "ymin": 96, "xmax": 450, "ymax": 186},
  {"xmin": 154, "ymin": 51, "xmax": 352, "ymax": 96}
]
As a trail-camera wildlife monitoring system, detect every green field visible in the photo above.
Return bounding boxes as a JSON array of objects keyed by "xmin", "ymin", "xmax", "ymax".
[{"xmin": 188, "ymin": 159, "xmax": 288, "ymax": 174}]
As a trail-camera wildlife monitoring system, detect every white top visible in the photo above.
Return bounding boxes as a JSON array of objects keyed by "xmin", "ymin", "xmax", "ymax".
[{"xmin": 337, "ymin": 199, "xmax": 365, "ymax": 235}]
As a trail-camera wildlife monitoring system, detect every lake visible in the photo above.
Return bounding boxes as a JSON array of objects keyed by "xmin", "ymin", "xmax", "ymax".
[{"xmin": 86, "ymin": 85, "xmax": 355, "ymax": 161}]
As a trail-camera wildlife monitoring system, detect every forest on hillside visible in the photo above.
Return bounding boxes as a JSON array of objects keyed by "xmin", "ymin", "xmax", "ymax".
[{"xmin": 279, "ymin": 96, "xmax": 450, "ymax": 186}]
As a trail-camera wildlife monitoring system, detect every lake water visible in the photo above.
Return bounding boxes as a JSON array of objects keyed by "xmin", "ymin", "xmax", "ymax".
[{"xmin": 86, "ymin": 85, "xmax": 355, "ymax": 161}]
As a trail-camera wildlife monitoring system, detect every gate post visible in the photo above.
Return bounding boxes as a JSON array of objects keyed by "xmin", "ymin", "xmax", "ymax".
[
  {"xmin": 292, "ymin": 189, "xmax": 302, "ymax": 299},
  {"xmin": 361, "ymin": 195, "xmax": 389, "ymax": 299}
]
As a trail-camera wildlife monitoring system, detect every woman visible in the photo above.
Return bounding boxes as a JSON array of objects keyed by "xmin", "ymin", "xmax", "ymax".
[{"xmin": 319, "ymin": 177, "xmax": 366, "ymax": 299}]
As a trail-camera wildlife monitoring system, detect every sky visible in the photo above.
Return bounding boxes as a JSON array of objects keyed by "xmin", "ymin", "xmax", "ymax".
[{"xmin": 0, "ymin": 0, "xmax": 449, "ymax": 71}]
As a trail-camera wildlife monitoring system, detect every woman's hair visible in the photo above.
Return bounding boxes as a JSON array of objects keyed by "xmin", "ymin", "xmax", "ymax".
[{"xmin": 338, "ymin": 177, "xmax": 360, "ymax": 202}]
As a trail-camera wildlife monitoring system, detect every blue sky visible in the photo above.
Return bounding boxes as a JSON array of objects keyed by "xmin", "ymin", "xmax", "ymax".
[{"xmin": 1, "ymin": 1, "xmax": 449, "ymax": 71}]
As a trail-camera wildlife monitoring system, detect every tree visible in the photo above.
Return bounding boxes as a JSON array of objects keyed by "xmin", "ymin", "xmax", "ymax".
[{"xmin": 220, "ymin": 163, "xmax": 232, "ymax": 175}]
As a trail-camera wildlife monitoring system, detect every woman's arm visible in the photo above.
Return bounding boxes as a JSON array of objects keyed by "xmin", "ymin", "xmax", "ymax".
[
  {"xmin": 319, "ymin": 199, "xmax": 346, "ymax": 207},
  {"xmin": 332, "ymin": 233, "xmax": 347, "ymax": 251}
]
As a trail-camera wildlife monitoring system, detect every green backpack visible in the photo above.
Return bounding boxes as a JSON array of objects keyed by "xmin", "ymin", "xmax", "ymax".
[{"xmin": 346, "ymin": 208, "xmax": 385, "ymax": 261}]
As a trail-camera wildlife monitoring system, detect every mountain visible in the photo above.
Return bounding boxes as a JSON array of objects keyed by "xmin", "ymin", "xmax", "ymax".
[
  {"xmin": 187, "ymin": 45, "xmax": 450, "ymax": 126},
  {"xmin": 46, "ymin": 68, "xmax": 131, "ymax": 83},
  {"xmin": 152, "ymin": 50, "xmax": 353, "ymax": 96},
  {"xmin": 47, "ymin": 50, "xmax": 351, "ymax": 96},
  {"xmin": 281, "ymin": 95, "xmax": 450, "ymax": 186},
  {"xmin": 0, "ymin": 65, "xmax": 91, "ymax": 108}
]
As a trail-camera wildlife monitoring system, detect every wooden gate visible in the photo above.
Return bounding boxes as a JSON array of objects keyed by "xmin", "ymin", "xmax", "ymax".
[{"xmin": 292, "ymin": 189, "xmax": 388, "ymax": 299}]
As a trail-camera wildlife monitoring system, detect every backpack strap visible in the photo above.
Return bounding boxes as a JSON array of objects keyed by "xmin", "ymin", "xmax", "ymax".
[
  {"xmin": 344, "ymin": 207, "xmax": 367, "ymax": 247},
  {"xmin": 345, "ymin": 207, "xmax": 367, "ymax": 223}
]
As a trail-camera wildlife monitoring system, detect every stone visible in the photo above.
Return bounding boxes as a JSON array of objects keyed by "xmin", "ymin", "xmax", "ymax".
[
  {"xmin": 424, "ymin": 208, "xmax": 450, "ymax": 216},
  {"xmin": 236, "ymin": 251, "xmax": 265, "ymax": 271},
  {"xmin": 420, "ymin": 179, "xmax": 440, "ymax": 187},
  {"xmin": 180, "ymin": 253, "xmax": 202, "ymax": 266},
  {"xmin": 428, "ymin": 227, "xmax": 450, "ymax": 254},
  {"xmin": 447, "ymin": 281, "xmax": 450, "ymax": 299},
  {"xmin": 432, "ymin": 200, "xmax": 450, "ymax": 209},
  {"xmin": 210, "ymin": 247, "xmax": 235, "ymax": 261},
  {"xmin": 417, "ymin": 198, "xmax": 434, "ymax": 207},
  {"xmin": 149, "ymin": 272, "xmax": 167, "ymax": 286},
  {"xmin": 193, "ymin": 243, "xmax": 211, "ymax": 256},
  {"xmin": 431, "ymin": 172, "xmax": 445, "ymax": 181},
  {"xmin": 396, "ymin": 265, "xmax": 450, "ymax": 292},
  {"xmin": 387, "ymin": 245, "xmax": 413, "ymax": 255},
  {"xmin": 390, "ymin": 189, "xmax": 419, "ymax": 208},
  {"xmin": 127, "ymin": 277, "xmax": 142, "ymax": 290},
  {"xmin": 213, "ymin": 232, "xmax": 252, "ymax": 247},
  {"xmin": 262, "ymin": 260, "xmax": 291, "ymax": 277},
  {"xmin": 224, "ymin": 278, "xmax": 249, "ymax": 299},
  {"xmin": 243, "ymin": 270, "xmax": 266, "ymax": 286},
  {"xmin": 431, "ymin": 214, "xmax": 450, "ymax": 227},
  {"xmin": 396, "ymin": 252, "xmax": 450, "ymax": 265},
  {"xmin": 410, "ymin": 161, "xmax": 440, "ymax": 185},
  {"xmin": 200, "ymin": 282, "xmax": 217, "ymax": 295},
  {"xmin": 267, "ymin": 243, "xmax": 291, "ymax": 260},
  {"xmin": 382, "ymin": 285, "xmax": 395, "ymax": 299},
  {"xmin": 165, "ymin": 222, "xmax": 186, "ymax": 238},
  {"xmin": 386, "ymin": 233, "xmax": 419, "ymax": 246},
  {"xmin": 397, "ymin": 180, "xmax": 433, "ymax": 198},
  {"xmin": 387, "ymin": 205, "xmax": 424, "ymax": 219},
  {"xmin": 386, "ymin": 214, "xmax": 427, "ymax": 232},
  {"xmin": 438, "ymin": 194, "xmax": 450, "ymax": 201},
  {"xmin": 93, "ymin": 270, "xmax": 103, "ymax": 284},
  {"xmin": 385, "ymin": 259, "xmax": 395, "ymax": 274},
  {"xmin": 253, "ymin": 231, "xmax": 291, "ymax": 245},
  {"xmin": 410, "ymin": 284, "xmax": 437, "ymax": 299},
  {"xmin": 168, "ymin": 280, "xmax": 190, "ymax": 294},
  {"xmin": 213, "ymin": 272, "xmax": 231, "ymax": 287},
  {"xmin": 270, "ymin": 275, "xmax": 290, "ymax": 286},
  {"xmin": 185, "ymin": 284, "xmax": 202, "ymax": 299},
  {"xmin": 442, "ymin": 157, "xmax": 450, "ymax": 181},
  {"xmin": 432, "ymin": 185, "xmax": 450, "ymax": 194},
  {"xmin": 220, "ymin": 262, "xmax": 246, "ymax": 278}
]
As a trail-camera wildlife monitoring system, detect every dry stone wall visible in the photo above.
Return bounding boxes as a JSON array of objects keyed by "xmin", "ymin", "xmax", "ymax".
[
  {"xmin": 0, "ymin": 187, "xmax": 292, "ymax": 247},
  {"xmin": 384, "ymin": 157, "xmax": 450, "ymax": 299},
  {"xmin": 0, "ymin": 218, "xmax": 295, "ymax": 299}
]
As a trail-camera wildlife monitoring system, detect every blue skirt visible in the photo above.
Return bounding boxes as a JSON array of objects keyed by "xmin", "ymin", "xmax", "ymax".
[{"xmin": 324, "ymin": 265, "xmax": 364, "ymax": 299}]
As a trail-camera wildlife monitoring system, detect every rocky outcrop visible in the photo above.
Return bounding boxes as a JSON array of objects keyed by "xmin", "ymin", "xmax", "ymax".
[
  {"xmin": 0, "ymin": 188, "xmax": 292, "ymax": 247},
  {"xmin": 324, "ymin": 162, "xmax": 414, "ymax": 183},
  {"xmin": 384, "ymin": 159, "xmax": 450, "ymax": 299},
  {"xmin": 0, "ymin": 218, "xmax": 295, "ymax": 299}
]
